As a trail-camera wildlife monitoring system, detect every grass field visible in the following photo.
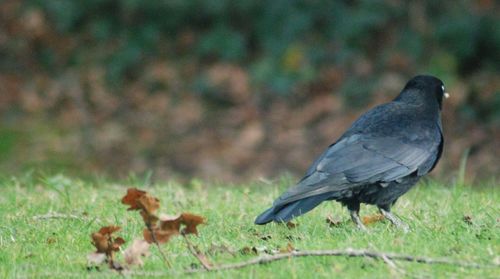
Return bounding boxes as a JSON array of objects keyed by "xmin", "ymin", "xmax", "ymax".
[{"xmin": 0, "ymin": 174, "xmax": 498, "ymax": 278}]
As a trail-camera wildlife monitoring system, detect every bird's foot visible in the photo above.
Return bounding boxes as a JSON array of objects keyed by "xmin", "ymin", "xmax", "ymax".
[
  {"xmin": 349, "ymin": 210, "xmax": 368, "ymax": 231},
  {"xmin": 379, "ymin": 209, "xmax": 410, "ymax": 233},
  {"xmin": 356, "ymin": 222, "xmax": 368, "ymax": 232}
]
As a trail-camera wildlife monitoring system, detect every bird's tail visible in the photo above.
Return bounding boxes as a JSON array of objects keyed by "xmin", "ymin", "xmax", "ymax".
[{"xmin": 254, "ymin": 193, "xmax": 331, "ymax": 225}]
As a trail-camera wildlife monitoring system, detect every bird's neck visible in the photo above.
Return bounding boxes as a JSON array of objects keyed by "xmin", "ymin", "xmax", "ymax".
[{"xmin": 394, "ymin": 90, "xmax": 441, "ymax": 114}]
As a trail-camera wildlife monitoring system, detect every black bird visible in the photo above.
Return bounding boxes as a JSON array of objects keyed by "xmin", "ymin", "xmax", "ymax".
[{"xmin": 255, "ymin": 75, "xmax": 448, "ymax": 231}]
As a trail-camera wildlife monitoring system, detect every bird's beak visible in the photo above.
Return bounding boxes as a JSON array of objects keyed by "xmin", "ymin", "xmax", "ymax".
[{"xmin": 444, "ymin": 92, "xmax": 450, "ymax": 99}]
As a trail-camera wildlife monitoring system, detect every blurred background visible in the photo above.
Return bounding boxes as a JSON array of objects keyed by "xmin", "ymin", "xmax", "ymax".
[{"xmin": 0, "ymin": 0, "xmax": 498, "ymax": 182}]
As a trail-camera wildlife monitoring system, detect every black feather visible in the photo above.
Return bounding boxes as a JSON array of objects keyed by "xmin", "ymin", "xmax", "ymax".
[{"xmin": 255, "ymin": 75, "xmax": 446, "ymax": 225}]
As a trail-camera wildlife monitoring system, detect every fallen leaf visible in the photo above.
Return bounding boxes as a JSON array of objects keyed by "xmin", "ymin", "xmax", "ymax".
[
  {"xmin": 463, "ymin": 215, "xmax": 473, "ymax": 225},
  {"xmin": 122, "ymin": 188, "xmax": 207, "ymax": 249},
  {"xmin": 124, "ymin": 239, "xmax": 151, "ymax": 266},
  {"xmin": 143, "ymin": 227, "xmax": 177, "ymax": 244},
  {"xmin": 286, "ymin": 221, "xmax": 298, "ymax": 229},
  {"xmin": 122, "ymin": 188, "xmax": 161, "ymax": 226},
  {"xmin": 98, "ymin": 225, "xmax": 121, "ymax": 236},
  {"xmin": 159, "ymin": 213, "xmax": 205, "ymax": 235},
  {"xmin": 112, "ymin": 237, "xmax": 126, "ymax": 250},
  {"xmin": 91, "ymin": 232, "xmax": 110, "ymax": 253},
  {"xmin": 326, "ymin": 215, "xmax": 342, "ymax": 227},
  {"xmin": 362, "ymin": 214, "xmax": 385, "ymax": 225},
  {"xmin": 180, "ymin": 213, "xmax": 205, "ymax": 235},
  {"xmin": 140, "ymin": 210, "xmax": 159, "ymax": 227},
  {"xmin": 138, "ymin": 193, "xmax": 160, "ymax": 215},
  {"xmin": 88, "ymin": 228, "xmax": 125, "ymax": 271},
  {"xmin": 121, "ymin": 188, "xmax": 147, "ymax": 211},
  {"xmin": 159, "ymin": 214, "xmax": 182, "ymax": 231},
  {"xmin": 91, "ymin": 226, "xmax": 125, "ymax": 257},
  {"xmin": 142, "ymin": 212, "xmax": 205, "ymax": 244}
]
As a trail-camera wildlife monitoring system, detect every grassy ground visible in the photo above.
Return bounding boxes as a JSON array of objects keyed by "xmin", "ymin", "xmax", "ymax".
[{"xmin": 0, "ymin": 174, "xmax": 498, "ymax": 278}]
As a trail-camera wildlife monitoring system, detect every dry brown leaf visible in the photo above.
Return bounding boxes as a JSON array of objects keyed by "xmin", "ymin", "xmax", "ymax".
[
  {"xmin": 159, "ymin": 213, "xmax": 205, "ymax": 235},
  {"xmin": 91, "ymin": 226, "xmax": 125, "ymax": 256},
  {"xmin": 463, "ymin": 215, "xmax": 473, "ymax": 225},
  {"xmin": 91, "ymin": 233, "xmax": 124, "ymax": 254},
  {"xmin": 112, "ymin": 237, "xmax": 126, "ymax": 251},
  {"xmin": 124, "ymin": 239, "xmax": 151, "ymax": 266},
  {"xmin": 362, "ymin": 214, "xmax": 385, "ymax": 225},
  {"xmin": 286, "ymin": 221, "xmax": 298, "ymax": 229},
  {"xmin": 138, "ymin": 193, "xmax": 160, "ymax": 214},
  {"xmin": 159, "ymin": 214, "xmax": 182, "ymax": 231},
  {"xmin": 91, "ymin": 232, "xmax": 110, "ymax": 253},
  {"xmin": 143, "ymin": 227, "xmax": 178, "ymax": 244},
  {"xmin": 98, "ymin": 225, "xmax": 121, "ymax": 236},
  {"xmin": 180, "ymin": 213, "xmax": 205, "ymax": 235},
  {"xmin": 122, "ymin": 188, "xmax": 161, "ymax": 226},
  {"xmin": 140, "ymin": 210, "xmax": 159, "ymax": 226},
  {"xmin": 121, "ymin": 188, "xmax": 147, "ymax": 211},
  {"xmin": 141, "ymin": 212, "xmax": 205, "ymax": 244},
  {"xmin": 326, "ymin": 215, "xmax": 342, "ymax": 227}
]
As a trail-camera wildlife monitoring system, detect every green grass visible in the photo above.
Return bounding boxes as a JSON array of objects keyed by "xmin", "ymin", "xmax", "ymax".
[{"xmin": 0, "ymin": 174, "xmax": 498, "ymax": 278}]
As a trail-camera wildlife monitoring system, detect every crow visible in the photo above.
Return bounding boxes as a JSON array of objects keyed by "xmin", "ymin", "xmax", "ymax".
[{"xmin": 255, "ymin": 75, "xmax": 448, "ymax": 231}]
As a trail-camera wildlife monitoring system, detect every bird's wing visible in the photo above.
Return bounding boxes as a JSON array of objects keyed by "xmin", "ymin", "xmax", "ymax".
[{"xmin": 273, "ymin": 134, "xmax": 434, "ymax": 207}]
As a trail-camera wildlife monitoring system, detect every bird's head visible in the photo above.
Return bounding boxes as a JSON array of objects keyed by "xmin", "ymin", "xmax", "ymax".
[{"xmin": 396, "ymin": 75, "xmax": 449, "ymax": 110}]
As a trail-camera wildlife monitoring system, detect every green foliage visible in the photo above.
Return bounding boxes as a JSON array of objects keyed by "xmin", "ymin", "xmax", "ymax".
[
  {"xmin": 20, "ymin": 0, "xmax": 497, "ymax": 94},
  {"xmin": 1, "ymin": 0, "xmax": 497, "ymax": 178},
  {"xmin": 340, "ymin": 76, "xmax": 376, "ymax": 108},
  {"xmin": 0, "ymin": 129, "xmax": 18, "ymax": 160}
]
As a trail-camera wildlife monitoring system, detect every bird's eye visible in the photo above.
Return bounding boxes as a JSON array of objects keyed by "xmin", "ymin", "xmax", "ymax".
[{"xmin": 441, "ymin": 85, "xmax": 445, "ymax": 92}]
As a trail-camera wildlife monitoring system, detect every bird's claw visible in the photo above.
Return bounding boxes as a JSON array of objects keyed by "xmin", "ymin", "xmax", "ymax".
[
  {"xmin": 356, "ymin": 223, "xmax": 368, "ymax": 232},
  {"xmin": 379, "ymin": 208, "xmax": 410, "ymax": 233},
  {"xmin": 349, "ymin": 210, "xmax": 368, "ymax": 232}
]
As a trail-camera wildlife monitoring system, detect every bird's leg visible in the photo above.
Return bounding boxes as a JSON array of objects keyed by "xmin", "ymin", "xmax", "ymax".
[
  {"xmin": 349, "ymin": 210, "xmax": 367, "ymax": 231},
  {"xmin": 346, "ymin": 201, "xmax": 367, "ymax": 231},
  {"xmin": 378, "ymin": 206, "xmax": 410, "ymax": 232}
]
